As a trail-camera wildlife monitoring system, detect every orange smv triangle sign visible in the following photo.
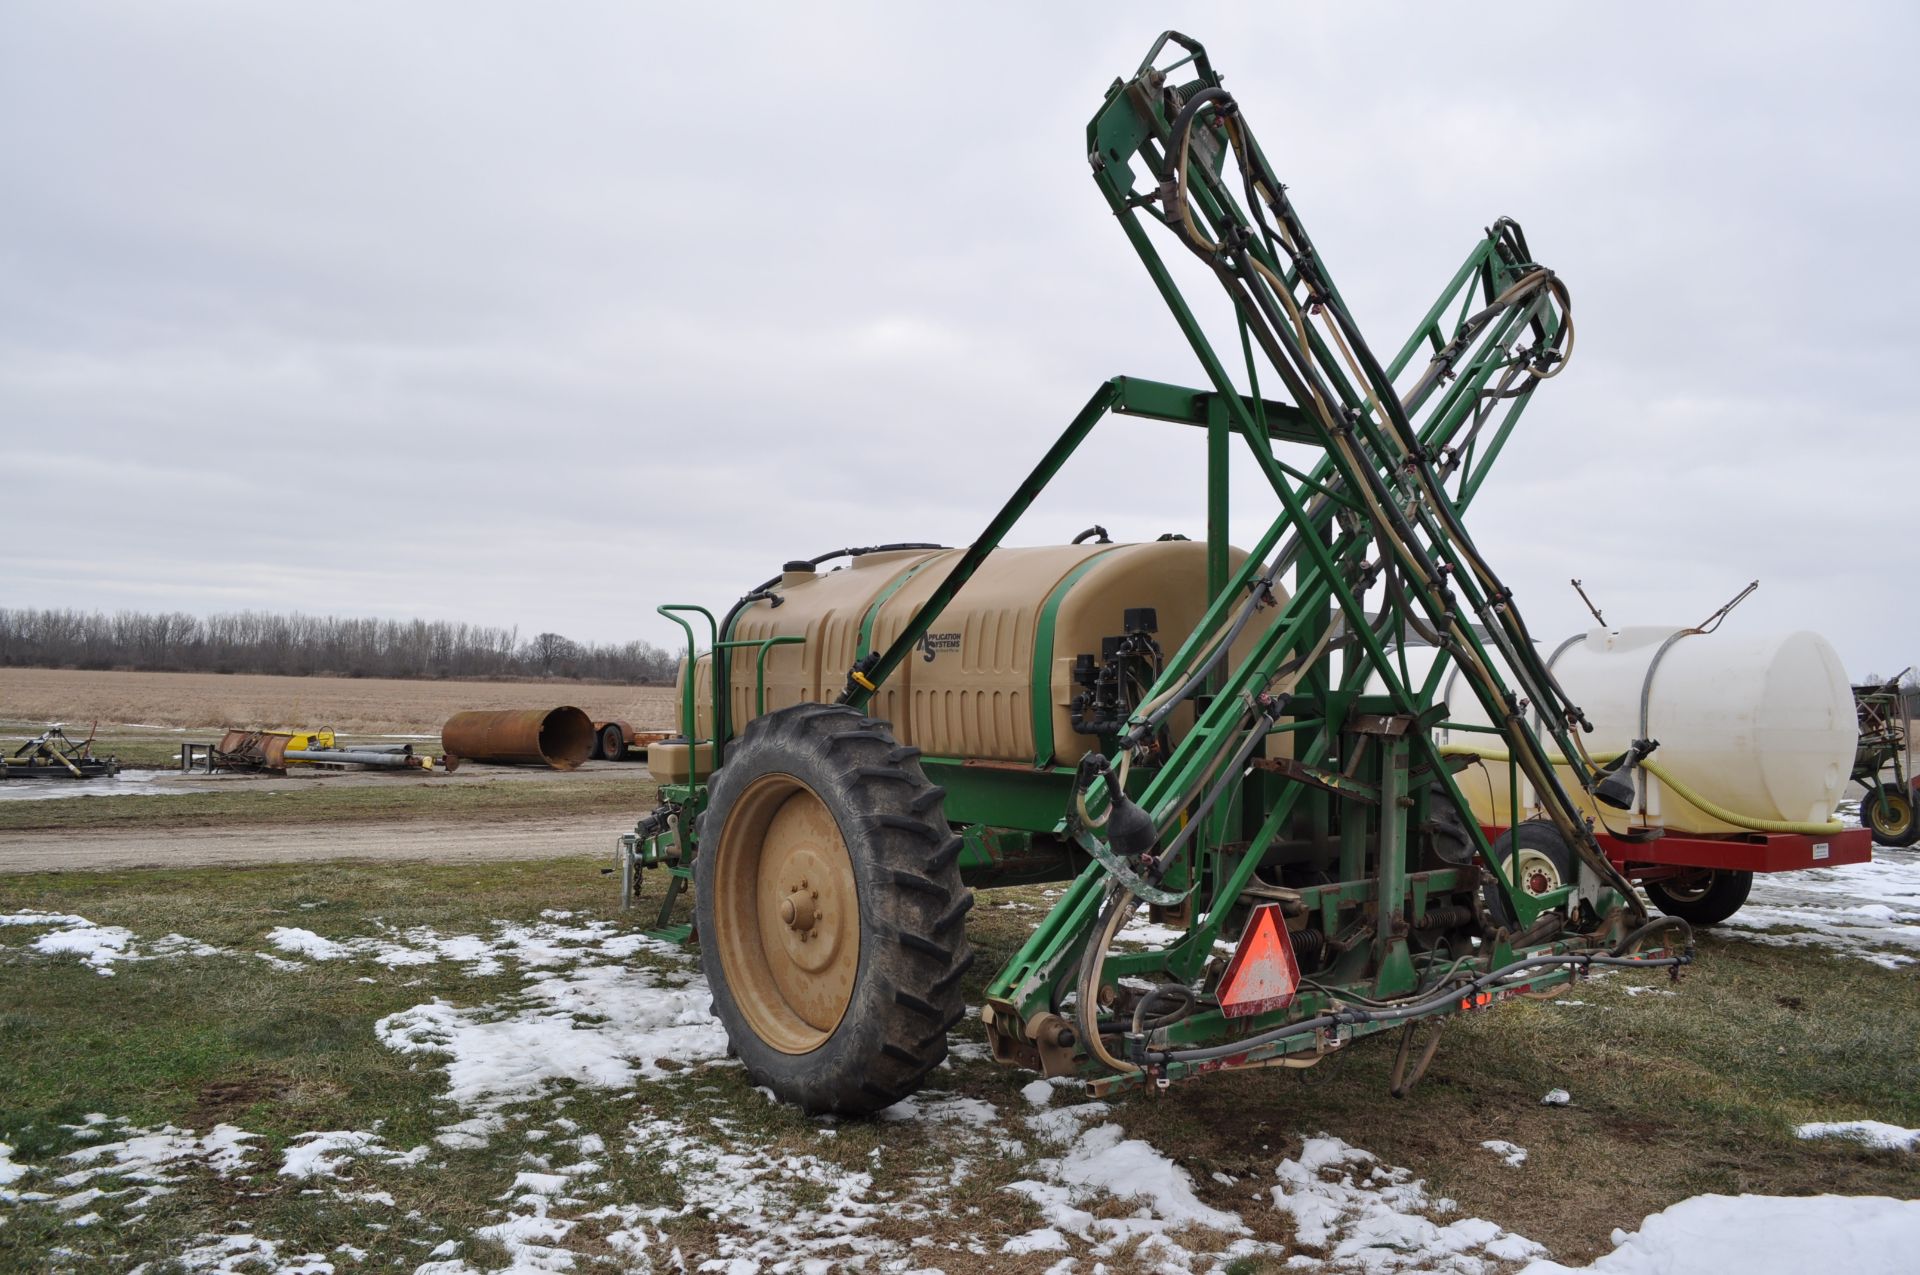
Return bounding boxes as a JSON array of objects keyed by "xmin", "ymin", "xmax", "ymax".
[{"xmin": 1218, "ymin": 902, "xmax": 1301, "ymax": 1019}]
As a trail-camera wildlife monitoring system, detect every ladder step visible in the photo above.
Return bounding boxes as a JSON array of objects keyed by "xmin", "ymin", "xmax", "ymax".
[{"xmin": 645, "ymin": 923, "xmax": 694, "ymax": 945}]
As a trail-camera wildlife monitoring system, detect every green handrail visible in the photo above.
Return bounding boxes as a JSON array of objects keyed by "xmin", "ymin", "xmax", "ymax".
[
  {"xmin": 714, "ymin": 636, "xmax": 805, "ymax": 718},
  {"xmin": 656, "ymin": 605, "xmax": 716, "ymax": 749}
]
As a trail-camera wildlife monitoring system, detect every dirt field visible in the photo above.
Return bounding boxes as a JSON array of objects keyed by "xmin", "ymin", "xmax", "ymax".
[{"xmin": 0, "ymin": 667, "xmax": 679, "ymax": 735}]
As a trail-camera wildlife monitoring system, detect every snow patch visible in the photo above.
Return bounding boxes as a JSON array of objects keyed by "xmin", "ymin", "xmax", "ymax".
[
  {"xmin": 1794, "ymin": 1120, "xmax": 1920, "ymax": 1152},
  {"xmin": 0, "ymin": 911, "xmax": 91, "ymax": 927},
  {"xmin": 1480, "ymin": 1139, "xmax": 1529, "ymax": 1167},
  {"xmin": 280, "ymin": 1131, "xmax": 429, "ymax": 1179},
  {"xmin": 376, "ymin": 962, "xmax": 728, "ymax": 1115},
  {"xmin": 0, "ymin": 1141, "xmax": 27, "ymax": 1194},
  {"xmin": 264, "ymin": 927, "xmax": 350, "ymax": 961},
  {"xmin": 1009, "ymin": 1120, "xmax": 1245, "ymax": 1253},
  {"xmin": 2, "ymin": 911, "xmax": 220, "ymax": 976},
  {"xmin": 257, "ymin": 914, "xmax": 688, "ymax": 979},
  {"xmin": 1004, "ymin": 1225, "xmax": 1071, "ymax": 1254},
  {"xmin": 601, "ymin": 1111, "xmax": 886, "ymax": 1270},
  {"xmin": 1272, "ymin": 1135, "xmax": 1544, "ymax": 1270},
  {"xmin": 1518, "ymin": 1193, "xmax": 1920, "ymax": 1273},
  {"xmin": 50, "ymin": 1118, "xmax": 259, "ymax": 1212},
  {"xmin": 1724, "ymin": 849, "xmax": 1920, "ymax": 968},
  {"xmin": 136, "ymin": 1231, "xmax": 335, "ymax": 1274}
]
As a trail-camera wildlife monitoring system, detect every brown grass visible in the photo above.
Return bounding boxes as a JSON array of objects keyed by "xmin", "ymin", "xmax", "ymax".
[{"xmin": 0, "ymin": 667, "xmax": 679, "ymax": 735}]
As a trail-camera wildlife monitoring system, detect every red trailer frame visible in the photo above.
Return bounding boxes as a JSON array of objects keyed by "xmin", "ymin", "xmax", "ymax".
[
  {"xmin": 1602, "ymin": 826, "xmax": 1871, "ymax": 882},
  {"xmin": 1479, "ymin": 824, "xmax": 1872, "ymax": 884}
]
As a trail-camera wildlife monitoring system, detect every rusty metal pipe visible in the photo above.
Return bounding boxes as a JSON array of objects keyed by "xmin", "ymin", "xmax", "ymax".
[
  {"xmin": 215, "ymin": 729, "xmax": 291, "ymax": 770},
  {"xmin": 285, "ymin": 748, "xmax": 416, "ymax": 768},
  {"xmin": 442, "ymin": 707, "xmax": 595, "ymax": 769}
]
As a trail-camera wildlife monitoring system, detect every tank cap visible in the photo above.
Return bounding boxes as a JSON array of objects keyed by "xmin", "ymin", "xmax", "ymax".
[{"xmin": 781, "ymin": 560, "xmax": 814, "ymax": 574}]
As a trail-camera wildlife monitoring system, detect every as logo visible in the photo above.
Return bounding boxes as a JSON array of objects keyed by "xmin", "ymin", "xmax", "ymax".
[{"xmin": 919, "ymin": 631, "xmax": 961, "ymax": 662}]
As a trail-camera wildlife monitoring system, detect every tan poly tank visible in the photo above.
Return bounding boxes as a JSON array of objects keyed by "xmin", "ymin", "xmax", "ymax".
[{"xmin": 664, "ymin": 540, "xmax": 1268, "ymax": 776}]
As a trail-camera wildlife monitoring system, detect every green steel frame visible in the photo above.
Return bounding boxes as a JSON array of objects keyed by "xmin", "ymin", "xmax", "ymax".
[
  {"xmin": 626, "ymin": 31, "xmax": 1691, "ymax": 1096},
  {"xmin": 1852, "ymin": 675, "xmax": 1913, "ymax": 830}
]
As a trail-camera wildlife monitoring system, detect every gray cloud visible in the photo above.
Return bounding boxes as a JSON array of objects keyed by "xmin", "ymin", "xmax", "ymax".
[{"xmin": 3, "ymin": 2, "xmax": 1914, "ymax": 673}]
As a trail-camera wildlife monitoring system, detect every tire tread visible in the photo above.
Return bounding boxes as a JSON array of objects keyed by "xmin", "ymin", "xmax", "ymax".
[{"xmin": 693, "ymin": 703, "xmax": 974, "ymax": 1116}]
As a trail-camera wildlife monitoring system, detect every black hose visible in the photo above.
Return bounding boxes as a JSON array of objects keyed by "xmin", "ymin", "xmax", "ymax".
[
  {"xmin": 1147, "ymin": 946, "xmax": 1689, "ymax": 1066},
  {"xmin": 741, "ymin": 542, "xmax": 949, "ymax": 597},
  {"xmin": 1131, "ymin": 983, "xmax": 1199, "ymax": 1034},
  {"xmin": 1165, "ymin": 90, "xmax": 1235, "ymax": 241},
  {"xmin": 1611, "ymin": 914, "xmax": 1693, "ymax": 958}
]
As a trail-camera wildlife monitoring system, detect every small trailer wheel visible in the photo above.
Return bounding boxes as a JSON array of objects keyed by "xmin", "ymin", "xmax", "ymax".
[
  {"xmin": 1645, "ymin": 869, "xmax": 1753, "ymax": 927},
  {"xmin": 1482, "ymin": 822, "xmax": 1574, "ymax": 926},
  {"xmin": 1862, "ymin": 782, "xmax": 1920, "ymax": 847},
  {"xmin": 694, "ymin": 703, "xmax": 973, "ymax": 1115},
  {"xmin": 599, "ymin": 723, "xmax": 626, "ymax": 762}
]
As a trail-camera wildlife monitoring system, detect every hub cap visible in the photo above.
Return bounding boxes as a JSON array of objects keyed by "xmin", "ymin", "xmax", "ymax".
[
  {"xmin": 1872, "ymin": 792, "xmax": 1914, "ymax": 836},
  {"xmin": 1661, "ymin": 872, "xmax": 1714, "ymax": 903},
  {"xmin": 1514, "ymin": 847, "xmax": 1563, "ymax": 897}
]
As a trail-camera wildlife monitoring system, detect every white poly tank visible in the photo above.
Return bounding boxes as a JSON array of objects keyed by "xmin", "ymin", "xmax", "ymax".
[{"xmin": 1433, "ymin": 626, "xmax": 1855, "ymax": 836}]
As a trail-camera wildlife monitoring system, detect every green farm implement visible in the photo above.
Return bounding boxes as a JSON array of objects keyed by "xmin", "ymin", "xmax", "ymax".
[
  {"xmin": 1854, "ymin": 670, "xmax": 1918, "ymax": 846},
  {"xmin": 620, "ymin": 32, "xmax": 1692, "ymax": 1114}
]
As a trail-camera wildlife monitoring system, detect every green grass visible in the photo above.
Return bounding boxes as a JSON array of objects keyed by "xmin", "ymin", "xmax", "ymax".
[
  {"xmin": 0, "ymin": 774, "xmax": 655, "ymax": 833},
  {"xmin": 80, "ymin": 737, "xmax": 185, "ymax": 768},
  {"xmin": 0, "ymin": 863, "xmax": 1915, "ymax": 1273}
]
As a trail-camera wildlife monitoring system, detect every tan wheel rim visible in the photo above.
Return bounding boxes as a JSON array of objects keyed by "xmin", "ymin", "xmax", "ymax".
[
  {"xmin": 712, "ymin": 774, "xmax": 859, "ymax": 1054},
  {"xmin": 1514, "ymin": 847, "xmax": 1562, "ymax": 897},
  {"xmin": 1876, "ymin": 794, "xmax": 1914, "ymax": 836}
]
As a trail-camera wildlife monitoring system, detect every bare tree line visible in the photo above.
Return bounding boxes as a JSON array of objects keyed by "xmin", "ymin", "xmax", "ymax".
[{"xmin": 0, "ymin": 607, "xmax": 678, "ymax": 684}]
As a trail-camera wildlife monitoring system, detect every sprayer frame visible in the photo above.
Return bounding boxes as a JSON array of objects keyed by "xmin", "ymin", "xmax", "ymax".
[{"xmin": 627, "ymin": 32, "xmax": 1689, "ymax": 1098}]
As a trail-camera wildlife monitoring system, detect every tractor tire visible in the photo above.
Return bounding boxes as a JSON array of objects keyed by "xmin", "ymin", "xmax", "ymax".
[
  {"xmin": 1423, "ymin": 781, "xmax": 1476, "ymax": 866},
  {"xmin": 1862, "ymin": 782, "xmax": 1920, "ymax": 847},
  {"xmin": 1645, "ymin": 870, "xmax": 1753, "ymax": 927},
  {"xmin": 694, "ymin": 703, "xmax": 973, "ymax": 1115},
  {"xmin": 1482, "ymin": 822, "xmax": 1574, "ymax": 927},
  {"xmin": 599, "ymin": 723, "xmax": 626, "ymax": 762}
]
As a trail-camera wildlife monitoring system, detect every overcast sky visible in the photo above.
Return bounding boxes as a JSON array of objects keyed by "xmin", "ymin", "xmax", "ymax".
[{"xmin": 4, "ymin": 2, "xmax": 1915, "ymax": 675}]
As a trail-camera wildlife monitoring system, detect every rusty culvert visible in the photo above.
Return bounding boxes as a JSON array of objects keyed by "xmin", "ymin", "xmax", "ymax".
[
  {"xmin": 441, "ymin": 707, "xmax": 596, "ymax": 769},
  {"xmin": 214, "ymin": 729, "xmax": 293, "ymax": 771}
]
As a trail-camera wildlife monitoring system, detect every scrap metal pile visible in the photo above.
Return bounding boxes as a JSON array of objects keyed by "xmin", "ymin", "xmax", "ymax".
[{"xmin": 2, "ymin": 725, "xmax": 119, "ymax": 781}]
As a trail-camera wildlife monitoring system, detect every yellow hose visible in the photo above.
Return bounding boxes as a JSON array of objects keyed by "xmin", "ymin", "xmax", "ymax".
[
  {"xmin": 1080, "ymin": 891, "xmax": 1141, "ymax": 1076},
  {"xmin": 1436, "ymin": 743, "xmax": 1844, "ymax": 836}
]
